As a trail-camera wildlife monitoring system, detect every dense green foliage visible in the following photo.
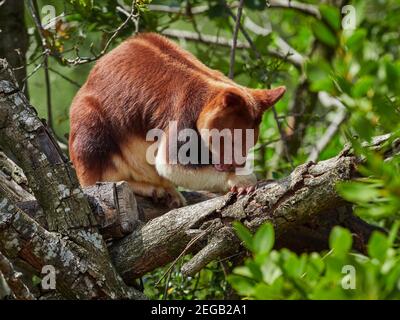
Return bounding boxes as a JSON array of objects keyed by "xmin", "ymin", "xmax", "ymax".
[
  {"xmin": 229, "ymin": 222, "xmax": 400, "ymax": 299},
  {"xmin": 23, "ymin": 0, "xmax": 400, "ymax": 299}
]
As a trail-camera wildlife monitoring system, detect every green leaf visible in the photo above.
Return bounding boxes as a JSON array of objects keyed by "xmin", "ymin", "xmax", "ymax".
[
  {"xmin": 333, "ymin": 75, "xmax": 352, "ymax": 95},
  {"xmin": 351, "ymin": 114, "xmax": 375, "ymax": 141},
  {"xmin": 253, "ymin": 223, "xmax": 275, "ymax": 254},
  {"xmin": 245, "ymin": 0, "xmax": 265, "ymax": 10},
  {"xmin": 337, "ymin": 181, "xmax": 381, "ymax": 203},
  {"xmin": 372, "ymin": 95, "xmax": 400, "ymax": 131},
  {"xmin": 306, "ymin": 59, "xmax": 335, "ymax": 92},
  {"xmin": 32, "ymin": 275, "xmax": 41, "ymax": 286},
  {"xmin": 311, "ymin": 21, "xmax": 338, "ymax": 47},
  {"xmin": 282, "ymin": 250, "xmax": 306, "ymax": 278},
  {"xmin": 227, "ymin": 274, "xmax": 255, "ymax": 296},
  {"xmin": 345, "ymin": 29, "xmax": 367, "ymax": 52},
  {"xmin": 368, "ymin": 232, "xmax": 389, "ymax": 262},
  {"xmin": 254, "ymin": 34, "xmax": 274, "ymax": 55},
  {"xmin": 67, "ymin": 0, "xmax": 93, "ymax": 14},
  {"xmin": 352, "ymin": 76, "xmax": 374, "ymax": 98},
  {"xmin": 233, "ymin": 222, "xmax": 254, "ymax": 251},
  {"xmin": 207, "ymin": 3, "xmax": 227, "ymax": 19},
  {"xmin": 260, "ymin": 256, "xmax": 282, "ymax": 284},
  {"xmin": 329, "ymin": 226, "xmax": 353, "ymax": 255},
  {"xmin": 319, "ymin": 4, "xmax": 341, "ymax": 31},
  {"xmin": 385, "ymin": 61, "xmax": 400, "ymax": 91}
]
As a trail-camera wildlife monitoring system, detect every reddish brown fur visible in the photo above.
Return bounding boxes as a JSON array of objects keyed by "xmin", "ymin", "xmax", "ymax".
[{"xmin": 69, "ymin": 33, "xmax": 285, "ymax": 203}]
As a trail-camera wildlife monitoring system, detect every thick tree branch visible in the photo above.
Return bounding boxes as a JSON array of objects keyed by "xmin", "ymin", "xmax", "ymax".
[
  {"xmin": 110, "ymin": 148, "xmax": 385, "ymax": 282},
  {"xmin": 0, "ymin": 157, "xmax": 140, "ymax": 241},
  {"xmin": 0, "ymin": 191, "xmax": 144, "ymax": 299}
]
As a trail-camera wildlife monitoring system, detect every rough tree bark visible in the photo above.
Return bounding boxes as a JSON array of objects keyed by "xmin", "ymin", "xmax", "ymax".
[
  {"xmin": 0, "ymin": 58, "xmax": 392, "ymax": 299},
  {"xmin": 0, "ymin": 59, "xmax": 145, "ymax": 299},
  {"xmin": 109, "ymin": 149, "xmax": 388, "ymax": 282}
]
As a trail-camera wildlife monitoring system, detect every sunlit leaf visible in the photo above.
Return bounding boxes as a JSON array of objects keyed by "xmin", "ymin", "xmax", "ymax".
[
  {"xmin": 311, "ymin": 21, "xmax": 338, "ymax": 47},
  {"xmin": 233, "ymin": 222, "xmax": 254, "ymax": 251},
  {"xmin": 329, "ymin": 226, "xmax": 353, "ymax": 255},
  {"xmin": 253, "ymin": 223, "xmax": 275, "ymax": 254}
]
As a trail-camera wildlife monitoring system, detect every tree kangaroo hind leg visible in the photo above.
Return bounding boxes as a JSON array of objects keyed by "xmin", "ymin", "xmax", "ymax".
[{"xmin": 109, "ymin": 137, "xmax": 187, "ymax": 208}]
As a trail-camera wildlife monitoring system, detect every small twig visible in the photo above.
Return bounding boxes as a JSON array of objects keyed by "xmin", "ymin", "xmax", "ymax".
[
  {"xmin": 21, "ymin": 62, "xmax": 43, "ymax": 83},
  {"xmin": 162, "ymin": 269, "xmax": 172, "ymax": 300},
  {"xmin": 228, "ymin": 0, "xmax": 245, "ymax": 79},
  {"xmin": 27, "ymin": 0, "xmax": 54, "ymax": 129},
  {"xmin": 43, "ymin": 57, "xmax": 53, "ymax": 129},
  {"xmin": 253, "ymin": 138, "xmax": 281, "ymax": 152},
  {"xmin": 0, "ymin": 252, "xmax": 35, "ymax": 300},
  {"xmin": 155, "ymin": 224, "xmax": 213, "ymax": 287},
  {"xmin": 226, "ymin": 8, "xmax": 261, "ymax": 60},
  {"xmin": 63, "ymin": 1, "xmax": 138, "ymax": 66},
  {"xmin": 116, "ymin": 5, "xmax": 140, "ymax": 33},
  {"xmin": 162, "ymin": 29, "xmax": 248, "ymax": 48},
  {"xmin": 272, "ymin": 106, "xmax": 293, "ymax": 167},
  {"xmin": 48, "ymin": 67, "xmax": 81, "ymax": 88},
  {"xmin": 307, "ymin": 94, "xmax": 348, "ymax": 162}
]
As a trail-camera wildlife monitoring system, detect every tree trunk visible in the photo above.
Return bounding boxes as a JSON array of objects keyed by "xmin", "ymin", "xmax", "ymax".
[{"xmin": 0, "ymin": 59, "xmax": 145, "ymax": 300}]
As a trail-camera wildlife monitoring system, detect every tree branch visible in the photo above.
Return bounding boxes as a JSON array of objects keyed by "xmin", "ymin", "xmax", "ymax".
[
  {"xmin": 266, "ymin": 0, "xmax": 321, "ymax": 19},
  {"xmin": 110, "ymin": 147, "xmax": 386, "ymax": 282},
  {"xmin": 228, "ymin": 0, "xmax": 245, "ymax": 79},
  {"xmin": 0, "ymin": 251, "xmax": 35, "ymax": 300},
  {"xmin": 307, "ymin": 92, "xmax": 348, "ymax": 162},
  {"xmin": 0, "ymin": 191, "xmax": 145, "ymax": 299},
  {"xmin": 148, "ymin": 1, "xmax": 320, "ymax": 19},
  {"xmin": 161, "ymin": 29, "xmax": 302, "ymax": 68}
]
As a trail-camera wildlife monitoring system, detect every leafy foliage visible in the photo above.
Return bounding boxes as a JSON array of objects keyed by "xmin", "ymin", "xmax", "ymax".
[{"xmin": 229, "ymin": 223, "xmax": 400, "ymax": 299}]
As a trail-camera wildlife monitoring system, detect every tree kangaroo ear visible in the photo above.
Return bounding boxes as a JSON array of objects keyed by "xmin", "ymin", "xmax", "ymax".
[
  {"xmin": 252, "ymin": 86, "xmax": 286, "ymax": 112},
  {"xmin": 222, "ymin": 89, "xmax": 246, "ymax": 108}
]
